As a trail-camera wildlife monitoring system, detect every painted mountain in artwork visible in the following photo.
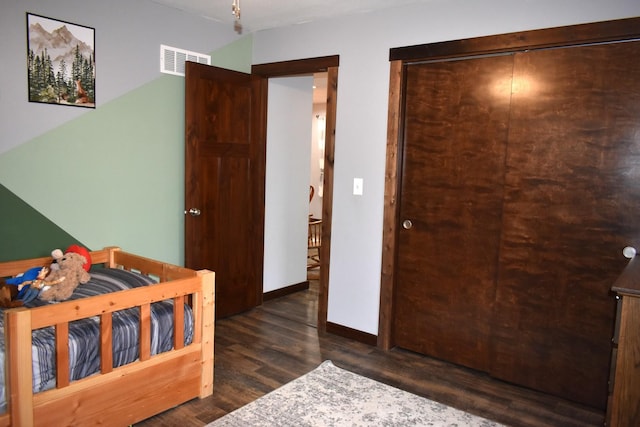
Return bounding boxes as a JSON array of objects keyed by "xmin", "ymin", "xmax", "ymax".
[{"xmin": 28, "ymin": 21, "xmax": 93, "ymax": 79}]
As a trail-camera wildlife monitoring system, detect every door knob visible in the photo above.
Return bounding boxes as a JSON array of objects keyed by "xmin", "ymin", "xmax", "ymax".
[
  {"xmin": 186, "ymin": 208, "xmax": 201, "ymax": 216},
  {"xmin": 402, "ymin": 219, "xmax": 413, "ymax": 230},
  {"xmin": 623, "ymin": 246, "xmax": 636, "ymax": 259}
]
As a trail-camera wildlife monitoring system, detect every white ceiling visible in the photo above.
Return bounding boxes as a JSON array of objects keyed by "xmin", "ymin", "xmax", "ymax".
[
  {"xmin": 151, "ymin": 0, "xmax": 433, "ymax": 103},
  {"xmin": 150, "ymin": 0, "xmax": 433, "ymax": 33}
]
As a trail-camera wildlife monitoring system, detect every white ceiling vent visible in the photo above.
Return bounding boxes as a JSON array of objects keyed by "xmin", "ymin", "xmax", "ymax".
[{"xmin": 160, "ymin": 44, "xmax": 211, "ymax": 77}]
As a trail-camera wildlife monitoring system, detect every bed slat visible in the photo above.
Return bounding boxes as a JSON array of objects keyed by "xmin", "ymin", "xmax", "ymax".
[
  {"xmin": 100, "ymin": 313, "xmax": 113, "ymax": 373},
  {"xmin": 174, "ymin": 295, "xmax": 185, "ymax": 350},
  {"xmin": 55, "ymin": 323, "xmax": 70, "ymax": 388},
  {"xmin": 139, "ymin": 304, "xmax": 151, "ymax": 361}
]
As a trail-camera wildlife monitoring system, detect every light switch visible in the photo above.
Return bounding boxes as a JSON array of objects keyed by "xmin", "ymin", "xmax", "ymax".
[{"xmin": 353, "ymin": 178, "xmax": 364, "ymax": 196}]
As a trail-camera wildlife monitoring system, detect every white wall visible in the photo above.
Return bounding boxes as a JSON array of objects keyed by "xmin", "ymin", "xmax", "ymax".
[
  {"xmin": 253, "ymin": 0, "xmax": 640, "ymax": 335},
  {"xmin": 263, "ymin": 76, "xmax": 314, "ymax": 292},
  {"xmin": 0, "ymin": 0, "xmax": 240, "ymax": 154}
]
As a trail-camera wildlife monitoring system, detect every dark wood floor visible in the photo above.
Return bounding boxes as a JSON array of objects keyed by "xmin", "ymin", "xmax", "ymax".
[{"xmin": 136, "ymin": 271, "xmax": 604, "ymax": 426}]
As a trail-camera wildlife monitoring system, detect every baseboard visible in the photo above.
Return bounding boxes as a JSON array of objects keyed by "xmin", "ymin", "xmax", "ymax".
[
  {"xmin": 326, "ymin": 321, "xmax": 378, "ymax": 346},
  {"xmin": 263, "ymin": 281, "xmax": 309, "ymax": 301}
]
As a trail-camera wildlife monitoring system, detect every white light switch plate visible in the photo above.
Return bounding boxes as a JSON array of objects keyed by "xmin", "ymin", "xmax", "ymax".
[{"xmin": 353, "ymin": 178, "xmax": 363, "ymax": 195}]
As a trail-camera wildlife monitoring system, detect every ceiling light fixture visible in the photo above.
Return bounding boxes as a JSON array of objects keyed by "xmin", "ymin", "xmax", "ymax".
[
  {"xmin": 232, "ymin": 0, "xmax": 241, "ymax": 20},
  {"xmin": 231, "ymin": 0, "xmax": 242, "ymax": 33}
]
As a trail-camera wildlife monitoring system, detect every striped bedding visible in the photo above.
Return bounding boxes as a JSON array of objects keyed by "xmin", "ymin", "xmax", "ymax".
[{"xmin": 0, "ymin": 268, "xmax": 194, "ymax": 412}]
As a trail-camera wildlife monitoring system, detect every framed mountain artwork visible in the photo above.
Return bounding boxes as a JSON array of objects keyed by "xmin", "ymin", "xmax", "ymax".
[{"xmin": 26, "ymin": 13, "xmax": 95, "ymax": 108}]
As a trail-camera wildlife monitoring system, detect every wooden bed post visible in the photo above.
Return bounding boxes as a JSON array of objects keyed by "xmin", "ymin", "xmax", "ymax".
[
  {"xmin": 198, "ymin": 270, "xmax": 215, "ymax": 398},
  {"xmin": 106, "ymin": 246, "xmax": 119, "ymax": 268},
  {"xmin": 5, "ymin": 308, "xmax": 34, "ymax": 426}
]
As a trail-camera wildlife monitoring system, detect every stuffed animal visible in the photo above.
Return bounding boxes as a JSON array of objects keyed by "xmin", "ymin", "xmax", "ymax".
[
  {"xmin": 5, "ymin": 266, "xmax": 47, "ymax": 303},
  {"xmin": 61, "ymin": 244, "xmax": 92, "ymax": 272},
  {"xmin": 39, "ymin": 251, "xmax": 91, "ymax": 302},
  {"xmin": 0, "ymin": 265, "xmax": 54, "ymax": 307},
  {"xmin": 0, "ymin": 267, "xmax": 44, "ymax": 307}
]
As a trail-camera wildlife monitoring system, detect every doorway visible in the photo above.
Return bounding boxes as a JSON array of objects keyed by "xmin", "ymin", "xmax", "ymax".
[
  {"xmin": 253, "ymin": 56, "xmax": 338, "ymax": 333},
  {"xmin": 262, "ymin": 74, "xmax": 316, "ymax": 301},
  {"xmin": 261, "ymin": 73, "xmax": 326, "ymax": 328}
]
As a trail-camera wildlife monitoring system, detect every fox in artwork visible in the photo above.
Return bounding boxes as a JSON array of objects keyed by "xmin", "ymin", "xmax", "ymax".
[{"xmin": 75, "ymin": 79, "xmax": 91, "ymax": 104}]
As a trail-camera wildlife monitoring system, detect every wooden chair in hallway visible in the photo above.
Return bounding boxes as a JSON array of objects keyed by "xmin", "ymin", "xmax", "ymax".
[{"xmin": 308, "ymin": 218, "xmax": 322, "ymax": 269}]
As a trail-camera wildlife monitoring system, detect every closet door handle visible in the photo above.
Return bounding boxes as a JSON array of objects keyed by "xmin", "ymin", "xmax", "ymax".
[
  {"xmin": 186, "ymin": 208, "xmax": 201, "ymax": 216},
  {"xmin": 402, "ymin": 219, "xmax": 413, "ymax": 230},
  {"xmin": 623, "ymin": 246, "xmax": 636, "ymax": 259}
]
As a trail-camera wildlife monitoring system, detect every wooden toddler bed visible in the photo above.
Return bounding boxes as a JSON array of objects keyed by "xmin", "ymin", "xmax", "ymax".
[{"xmin": 0, "ymin": 247, "xmax": 215, "ymax": 426}]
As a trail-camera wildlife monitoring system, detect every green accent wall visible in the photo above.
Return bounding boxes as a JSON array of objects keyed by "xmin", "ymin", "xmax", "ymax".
[
  {"xmin": 0, "ymin": 184, "xmax": 84, "ymax": 262},
  {"xmin": 211, "ymin": 35, "xmax": 253, "ymax": 73},
  {"xmin": 0, "ymin": 35, "xmax": 253, "ymax": 265}
]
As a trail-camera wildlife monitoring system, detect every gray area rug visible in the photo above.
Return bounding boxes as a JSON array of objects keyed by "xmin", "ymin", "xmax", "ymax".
[{"xmin": 207, "ymin": 360, "xmax": 505, "ymax": 426}]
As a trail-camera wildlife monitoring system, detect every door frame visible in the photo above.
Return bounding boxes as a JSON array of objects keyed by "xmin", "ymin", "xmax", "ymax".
[
  {"xmin": 252, "ymin": 55, "xmax": 339, "ymax": 333},
  {"xmin": 377, "ymin": 17, "xmax": 640, "ymax": 350}
]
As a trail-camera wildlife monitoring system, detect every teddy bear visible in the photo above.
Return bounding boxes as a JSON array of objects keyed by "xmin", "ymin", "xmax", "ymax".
[{"xmin": 38, "ymin": 250, "xmax": 91, "ymax": 302}]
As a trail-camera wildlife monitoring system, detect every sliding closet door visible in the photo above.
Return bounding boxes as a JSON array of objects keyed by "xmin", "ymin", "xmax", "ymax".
[
  {"xmin": 392, "ymin": 55, "xmax": 512, "ymax": 371},
  {"xmin": 491, "ymin": 40, "xmax": 640, "ymax": 409}
]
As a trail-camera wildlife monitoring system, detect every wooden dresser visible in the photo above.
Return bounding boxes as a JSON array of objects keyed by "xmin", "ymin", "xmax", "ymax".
[{"xmin": 608, "ymin": 255, "xmax": 640, "ymax": 426}]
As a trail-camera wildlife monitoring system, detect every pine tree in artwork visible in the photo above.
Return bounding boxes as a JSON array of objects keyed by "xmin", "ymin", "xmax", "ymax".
[
  {"xmin": 27, "ymin": 35, "xmax": 94, "ymax": 105},
  {"xmin": 56, "ymin": 59, "xmax": 69, "ymax": 102},
  {"xmin": 71, "ymin": 44, "xmax": 94, "ymax": 103}
]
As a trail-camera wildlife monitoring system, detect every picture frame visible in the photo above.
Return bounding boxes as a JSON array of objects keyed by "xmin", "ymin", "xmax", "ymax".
[{"xmin": 26, "ymin": 13, "xmax": 95, "ymax": 108}]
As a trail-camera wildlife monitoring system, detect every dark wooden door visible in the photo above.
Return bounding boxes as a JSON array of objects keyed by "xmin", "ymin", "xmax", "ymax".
[
  {"xmin": 393, "ymin": 39, "xmax": 640, "ymax": 409},
  {"xmin": 490, "ymin": 41, "xmax": 640, "ymax": 409},
  {"xmin": 392, "ymin": 55, "xmax": 513, "ymax": 372},
  {"xmin": 184, "ymin": 62, "xmax": 266, "ymax": 319}
]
